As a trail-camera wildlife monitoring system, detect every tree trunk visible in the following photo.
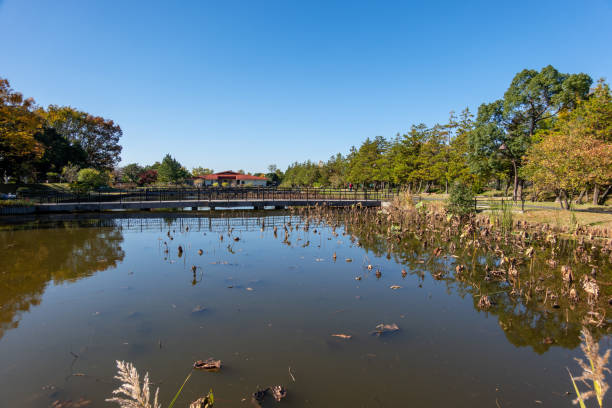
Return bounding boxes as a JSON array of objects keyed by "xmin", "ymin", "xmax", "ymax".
[
  {"xmin": 559, "ymin": 190, "xmax": 570, "ymax": 210},
  {"xmin": 576, "ymin": 189, "xmax": 586, "ymax": 204},
  {"xmin": 593, "ymin": 185, "xmax": 600, "ymax": 205},
  {"xmin": 599, "ymin": 185, "xmax": 612, "ymax": 205},
  {"xmin": 504, "ymin": 181, "xmax": 510, "ymax": 197},
  {"xmin": 556, "ymin": 191, "xmax": 564, "ymax": 209},
  {"xmin": 445, "ymin": 180, "xmax": 448, "ymax": 194},
  {"xmin": 512, "ymin": 160, "xmax": 519, "ymax": 201}
]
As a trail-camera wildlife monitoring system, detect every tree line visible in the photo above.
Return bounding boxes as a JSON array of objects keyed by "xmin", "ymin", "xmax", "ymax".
[
  {"xmin": 279, "ymin": 66, "xmax": 611, "ymax": 207},
  {"xmin": 2, "ymin": 65, "xmax": 610, "ymax": 207}
]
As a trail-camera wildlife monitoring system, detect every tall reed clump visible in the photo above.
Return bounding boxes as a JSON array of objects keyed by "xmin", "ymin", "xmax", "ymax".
[
  {"xmin": 107, "ymin": 361, "xmax": 160, "ymax": 408},
  {"xmin": 568, "ymin": 327, "xmax": 611, "ymax": 407},
  {"xmin": 569, "ymin": 210, "xmax": 579, "ymax": 234},
  {"xmin": 107, "ymin": 360, "xmax": 213, "ymax": 408},
  {"xmin": 499, "ymin": 199, "xmax": 513, "ymax": 233},
  {"xmin": 390, "ymin": 187, "xmax": 414, "ymax": 211}
]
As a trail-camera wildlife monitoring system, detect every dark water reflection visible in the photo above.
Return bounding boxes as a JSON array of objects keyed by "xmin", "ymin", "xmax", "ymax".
[
  {"xmin": 0, "ymin": 220, "xmax": 124, "ymax": 341},
  {"xmin": 348, "ymin": 219, "xmax": 612, "ymax": 354},
  {"xmin": 0, "ymin": 212, "xmax": 609, "ymax": 407}
]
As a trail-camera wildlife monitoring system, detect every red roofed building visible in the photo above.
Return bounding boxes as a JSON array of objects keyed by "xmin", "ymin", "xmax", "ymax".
[{"xmin": 192, "ymin": 171, "xmax": 268, "ymax": 187}]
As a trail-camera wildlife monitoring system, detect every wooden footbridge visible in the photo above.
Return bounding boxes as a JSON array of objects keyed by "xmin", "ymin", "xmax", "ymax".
[{"xmin": 18, "ymin": 187, "xmax": 395, "ymax": 213}]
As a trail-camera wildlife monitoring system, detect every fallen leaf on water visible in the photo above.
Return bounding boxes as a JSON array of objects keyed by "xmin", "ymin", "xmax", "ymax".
[
  {"xmin": 372, "ymin": 323, "xmax": 400, "ymax": 336},
  {"xmin": 192, "ymin": 305, "xmax": 206, "ymax": 313},
  {"xmin": 345, "ymin": 258, "xmax": 353, "ymax": 262},
  {"xmin": 331, "ymin": 334, "xmax": 352, "ymax": 339},
  {"xmin": 51, "ymin": 398, "xmax": 91, "ymax": 408},
  {"xmin": 355, "ymin": 276, "xmax": 362, "ymax": 281},
  {"xmin": 189, "ymin": 392, "xmax": 214, "ymax": 408},
  {"xmin": 193, "ymin": 358, "xmax": 222, "ymax": 371},
  {"xmin": 246, "ymin": 287, "xmax": 254, "ymax": 291},
  {"xmin": 251, "ymin": 386, "xmax": 287, "ymax": 404},
  {"xmin": 389, "ymin": 285, "xmax": 402, "ymax": 290},
  {"xmin": 252, "ymin": 389, "xmax": 267, "ymax": 404},
  {"xmin": 270, "ymin": 385, "xmax": 287, "ymax": 402}
]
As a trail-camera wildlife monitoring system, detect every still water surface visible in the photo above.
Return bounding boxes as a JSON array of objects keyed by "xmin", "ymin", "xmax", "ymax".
[{"xmin": 0, "ymin": 212, "xmax": 603, "ymax": 407}]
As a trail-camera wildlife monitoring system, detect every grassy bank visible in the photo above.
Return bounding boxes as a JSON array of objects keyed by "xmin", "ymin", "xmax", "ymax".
[{"xmin": 0, "ymin": 199, "xmax": 34, "ymax": 207}]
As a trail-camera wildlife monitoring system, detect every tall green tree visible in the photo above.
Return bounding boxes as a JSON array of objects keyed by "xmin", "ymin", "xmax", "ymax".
[
  {"xmin": 347, "ymin": 136, "xmax": 390, "ymax": 187},
  {"xmin": 388, "ymin": 124, "xmax": 428, "ymax": 191},
  {"xmin": 446, "ymin": 108, "xmax": 477, "ymax": 188},
  {"xmin": 157, "ymin": 154, "xmax": 189, "ymax": 184},
  {"xmin": 469, "ymin": 65, "xmax": 592, "ymax": 199}
]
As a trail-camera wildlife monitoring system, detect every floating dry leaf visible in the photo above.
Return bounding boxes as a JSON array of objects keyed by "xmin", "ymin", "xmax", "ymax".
[
  {"xmin": 478, "ymin": 295, "xmax": 492, "ymax": 309},
  {"xmin": 193, "ymin": 358, "xmax": 221, "ymax": 372},
  {"xmin": 331, "ymin": 333, "xmax": 352, "ymax": 339},
  {"xmin": 252, "ymin": 388, "xmax": 267, "ymax": 404},
  {"xmin": 191, "ymin": 305, "xmax": 206, "ymax": 313},
  {"xmin": 345, "ymin": 258, "xmax": 353, "ymax": 262},
  {"xmin": 270, "ymin": 385, "xmax": 287, "ymax": 402},
  {"xmin": 51, "ymin": 398, "xmax": 91, "ymax": 408},
  {"xmin": 189, "ymin": 390, "xmax": 214, "ymax": 408},
  {"xmin": 389, "ymin": 285, "xmax": 402, "ymax": 290},
  {"xmin": 372, "ymin": 323, "xmax": 400, "ymax": 336}
]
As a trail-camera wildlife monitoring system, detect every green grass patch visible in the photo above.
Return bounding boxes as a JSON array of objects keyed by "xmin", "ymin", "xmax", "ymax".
[{"xmin": 0, "ymin": 199, "xmax": 34, "ymax": 207}]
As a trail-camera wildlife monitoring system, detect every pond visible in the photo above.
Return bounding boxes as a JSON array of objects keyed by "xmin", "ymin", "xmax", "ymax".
[{"xmin": 0, "ymin": 210, "xmax": 610, "ymax": 407}]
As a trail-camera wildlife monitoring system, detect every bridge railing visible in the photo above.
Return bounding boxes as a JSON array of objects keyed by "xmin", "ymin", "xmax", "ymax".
[{"xmin": 18, "ymin": 187, "xmax": 399, "ymax": 205}]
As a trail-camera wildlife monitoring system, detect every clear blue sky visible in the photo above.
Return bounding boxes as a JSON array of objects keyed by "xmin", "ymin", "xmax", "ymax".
[{"xmin": 1, "ymin": 0, "xmax": 611, "ymax": 173}]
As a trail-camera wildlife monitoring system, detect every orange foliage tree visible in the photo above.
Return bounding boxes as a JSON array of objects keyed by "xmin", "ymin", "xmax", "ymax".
[
  {"xmin": 0, "ymin": 78, "xmax": 44, "ymax": 180},
  {"xmin": 522, "ymin": 81, "xmax": 612, "ymax": 209}
]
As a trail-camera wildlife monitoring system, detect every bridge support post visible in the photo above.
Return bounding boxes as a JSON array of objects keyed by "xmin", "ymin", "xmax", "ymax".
[
  {"xmin": 274, "ymin": 205, "xmax": 284, "ymax": 210},
  {"xmin": 191, "ymin": 207, "xmax": 198, "ymax": 211}
]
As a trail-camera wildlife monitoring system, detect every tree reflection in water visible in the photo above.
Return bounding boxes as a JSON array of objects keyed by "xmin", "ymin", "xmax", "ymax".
[
  {"xmin": 1, "ymin": 211, "xmax": 610, "ymax": 355},
  {"xmin": 0, "ymin": 219, "xmax": 124, "ymax": 340},
  {"xmin": 340, "ymin": 213, "xmax": 612, "ymax": 354}
]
